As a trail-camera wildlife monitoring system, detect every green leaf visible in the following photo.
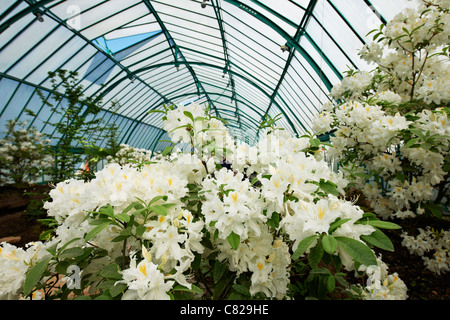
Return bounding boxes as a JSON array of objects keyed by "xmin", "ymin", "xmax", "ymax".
[
  {"xmin": 292, "ymin": 235, "xmax": 319, "ymax": 260},
  {"xmin": 85, "ymin": 221, "xmax": 111, "ymax": 242},
  {"xmin": 310, "ymin": 138, "xmax": 321, "ymax": 147},
  {"xmin": 98, "ymin": 279, "xmax": 116, "ymax": 290},
  {"xmin": 99, "ymin": 204, "xmax": 114, "ymax": 218},
  {"xmin": 267, "ymin": 212, "xmax": 280, "ymax": 229},
  {"xmin": 148, "ymin": 195, "xmax": 169, "ymax": 206},
  {"xmin": 162, "ymin": 146, "xmax": 173, "ymax": 156},
  {"xmin": 59, "ymin": 247, "xmax": 85, "ymax": 260},
  {"xmin": 360, "ymin": 229, "xmax": 394, "ymax": 252},
  {"xmin": 111, "ymin": 235, "xmax": 129, "ymax": 242},
  {"xmin": 100, "ymin": 264, "xmax": 122, "ymax": 280},
  {"xmin": 422, "ymin": 202, "xmax": 443, "ymax": 219},
  {"xmin": 74, "ymin": 295, "xmax": 92, "ymax": 300},
  {"xmin": 308, "ymin": 240, "xmax": 324, "ymax": 268},
  {"xmin": 135, "ymin": 224, "xmax": 146, "ymax": 237},
  {"xmin": 322, "ymin": 235, "xmax": 338, "ymax": 255},
  {"xmin": 319, "ymin": 180, "xmax": 339, "ymax": 196},
  {"xmin": 328, "ymin": 218, "xmax": 352, "ymax": 234},
  {"xmin": 183, "ymin": 111, "xmax": 195, "ymax": 122},
  {"xmin": 358, "ymin": 219, "xmax": 401, "ymax": 230},
  {"xmin": 55, "ymin": 261, "xmax": 70, "ymax": 274},
  {"xmin": 326, "ymin": 275, "xmax": 336, "ymax": 292},
  {"xmin": 121, "ymin": 201, "xmax": 143, "ymax": 215},
  {"xmin": 114, "ymin": 212, "xmax": 130, "ymax": 223},
  {"xmin": 227, "ymin": 231, "xmax": 240, "ymax": 250},
  {"xmin": 213, "ymin": 260, "xmax": 227, "ymax": 283},
  {"xmin": 110, "ymin": 283, "xmax": 127, "ymax": 298},
  {"xmin": 161, "ymin": 203, "xmax": 178, "ymax": 209},
  {"xmin": 232, "ymin": 284, "xmax": 250, "ymax": 296},
  {"xmin": 147, "ymin": 109, "xmax": 166, "ymax": 114},
  {"xmin": 23, "ymin": 257, "xmax": 51, "ymax": 297},
  {"xmin": 57, "ymin": 238, "xmax": 81, "ymax": 253},
  {"xmin": 151, "ymin": 204, "xmax": 168, "ymax": 216},
  {"xmin": 404, "ymin": 137, "xmax": 421, "ymax": 148},
  {"xmin": 172, "ymin": 284, "xmax": 203, "ymax": 294},
  {"xmin": 89, "ymin": 218, "xmax": 112, "ymax": 225},
  {"xmin": 335, "ymin": 237, "xmax": 377, "ymax": 267}
]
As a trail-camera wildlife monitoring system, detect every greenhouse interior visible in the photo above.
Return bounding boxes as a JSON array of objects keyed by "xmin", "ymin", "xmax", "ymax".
[{"xmin": 0, "ymin": 0, "xmax": 449, "ymax": 301}]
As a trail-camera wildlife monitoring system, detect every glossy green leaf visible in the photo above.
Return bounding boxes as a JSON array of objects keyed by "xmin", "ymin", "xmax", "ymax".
[
  {"xmin": 227, "ymin": 232, "xmax": 240, "ymax": 250},
  {"xmin": 292, "ymin": 235, "xmax": 319, "ymax": 260},
  {"xmin": 335, "ymin": 237, "xmax": 377, "ymax": 266}
]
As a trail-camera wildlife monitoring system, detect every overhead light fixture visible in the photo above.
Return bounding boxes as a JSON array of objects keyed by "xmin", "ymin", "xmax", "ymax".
[
  {"xmin": 280, "ymin": 44, "xmax": 290, "ymax": 52},
  {"xmin": 33, "ymin": 11, "xmax": 44, "ymax": 22},
  {"xmin": 201, "ymin": 0, "xmax": 209, "ymax": 8}
]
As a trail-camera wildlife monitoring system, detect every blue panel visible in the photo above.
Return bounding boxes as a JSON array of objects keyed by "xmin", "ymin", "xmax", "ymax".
[{"xmin": 83, "ymin": 52, "xmax": 115, "ymax": 85}]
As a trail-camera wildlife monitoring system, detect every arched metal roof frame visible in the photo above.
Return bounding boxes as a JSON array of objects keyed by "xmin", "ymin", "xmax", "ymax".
[{"xmin": 0, "ymin": 0, "xmax": 414, "ymax": 151}]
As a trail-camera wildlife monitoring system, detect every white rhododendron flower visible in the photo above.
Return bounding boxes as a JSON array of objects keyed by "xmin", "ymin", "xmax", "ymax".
[
  {"xmin": 1, "ymin": 98, "xmax": 409, "ymax": 300},
  {"xmin": 312, "ymin": 0, "xmax": 449, "ymax": 278}
]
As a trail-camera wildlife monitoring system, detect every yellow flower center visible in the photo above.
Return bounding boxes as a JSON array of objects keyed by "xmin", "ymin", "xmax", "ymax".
[
  {"xmin": 317, "ymin": 207, "xmax": 326, "ymax": 220},
  {"xmin": 273, "ymin": 179, "xmax": 280, "ymax": 189},
  {"xmin": 257, "ymin": 262, "xmax": 264, "ymax": 271},
  {"xmin": 139, "ymin": 263, "xmax": 147, "ymax": 277},
  {"xmin": 230, "ymin": 192, "xmax": 238, "ymax": 203}
]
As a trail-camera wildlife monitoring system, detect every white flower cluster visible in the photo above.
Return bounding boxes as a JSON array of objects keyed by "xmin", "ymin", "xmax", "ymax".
[
  {"xmin": 330, "ymin": 71, "xmax": 374, "ymax": 101},
  {"xmin": 359, "ymin": 257, "xmax": 408, "ymax": 300},
  {"xmin": 312, "ymin": 0, "xmax": 449, "ymax": 221},
  {"xmin": 106, "ymin": 143, "xmax": 152, "ymax": 167},
  {"xmin": 401, "ymin": 227, "xmax": 450, "ymax": 275},
  {"xmin": 314, "ymin": 101, "xmax": 449, "ymax": 220},
  {"xmin": 311, "ymin": 0, "xmax": 449, "ymax": 295},
  {"xmin": 0, "ymin": 242, "xmax": 47, "ymax": 299},
  {"xmin": 0, "ymin": 103, "xmax": 407, "ymax": 300},
  {"xmin": 358, "ymin": 2, "xmax": 450, "ymax": 104},
  {"xmin": 0, "ymin": 120, "xmax": 53, "ymax": 185},
  {"xmin": 163, "ymin": 103, "xmax": 235, "ymax": 158}
]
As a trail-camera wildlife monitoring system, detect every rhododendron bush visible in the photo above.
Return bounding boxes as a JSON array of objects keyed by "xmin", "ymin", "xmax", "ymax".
[
  {"xmin": 0, "ymin": 103, "xmax": 406, "ymax": 300},
  {"xmin": 0, "ymin": 120, "xmax": 53, "ymax": 186},
  {"xmin": 312, "ymin": 0, "xmax": 449, "ymax": 275}
]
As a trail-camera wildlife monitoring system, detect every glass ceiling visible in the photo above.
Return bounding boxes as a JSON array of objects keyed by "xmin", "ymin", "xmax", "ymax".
[{"xmin": 0, "ymin": 0, "xmax": 413, "ymax": 152}]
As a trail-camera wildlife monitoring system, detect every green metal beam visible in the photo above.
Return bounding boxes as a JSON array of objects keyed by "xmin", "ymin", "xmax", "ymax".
[
  {"xmin": 142, "ymin": 0, "xmax": 220, "ymax": 118},
  {"xmin": 96, "ymin": 60, "xmax": 300, "ymax": 136},
  {"xmin": 262, "ymin": 0, "xmax": 318, "ymax": 129},
  {"xmin": 210, "ymin": 0, "xmax": 239, "ymax": 124},
  {"xmin": 224, "ymin": 0, "xmax": 333, "ymax": 90},
  {"xmin": 0, "ymin": 0, "xmax": 57, "ymax": 33},
  {"xmin": 0, "ymin": 72, "xmax": 165, "ymax": 144},
  {"xmin": 326, "ymin": 0, "xmax": 366, "ymax": 45},
  {"xmin": 363, "ymin": 0, "xmax": 387, "ymax": 25},
  {"xmin": 223, "ymin": 0, "xmax": 336, "ymax": 136}
]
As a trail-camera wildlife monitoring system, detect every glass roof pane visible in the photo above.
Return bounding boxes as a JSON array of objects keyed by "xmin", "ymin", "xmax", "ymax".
[
  {"xmin": 0, "ymin": 0, "xmax": 421, "ymax": 151},
  {"xmin": 80, "ymin": 3, "xmax": 148, "ymax": 40},
  {"xmin": 238, "ymin": 0, "xmax": 297, "ymax": 37},
  {"xmin": 310, "ymin": 0, "xmax": 364, "ymax": 71},
  {"xmin": 369, "ymin": 0, "xmax": 413, "ymax": 21},
  {"xmin": 329, "ymin": 0, "xmax": 382, "ymax": 42},
  {"xmin": 0, "ymin": 18, "xmax": 58, "ymax": 72},
  {"xmin": 254, "ymin": 0, "xmax": 305, "ymax": 27},
  {"xmin": 24, "ymin": 36, "xmax": 86, "ymax": 84}
]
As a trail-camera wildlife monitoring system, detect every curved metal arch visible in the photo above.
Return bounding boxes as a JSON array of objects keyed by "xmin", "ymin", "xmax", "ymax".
[
  {"xmin": 97, "ymin": 61, "xmax": 303, "ymax": 136},
  {"xmin": 124, "ymin": 90, "xmax": 265, "ymax": 148}
]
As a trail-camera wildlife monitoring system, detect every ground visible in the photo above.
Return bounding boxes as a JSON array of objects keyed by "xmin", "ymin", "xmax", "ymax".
[
  {"xmin": 0, "ymin": 184, "xmax": 449, "ymax": 300},
  {"xmin": 373, "ymin": 216, "xmax": 450, "ymax": 300}
]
